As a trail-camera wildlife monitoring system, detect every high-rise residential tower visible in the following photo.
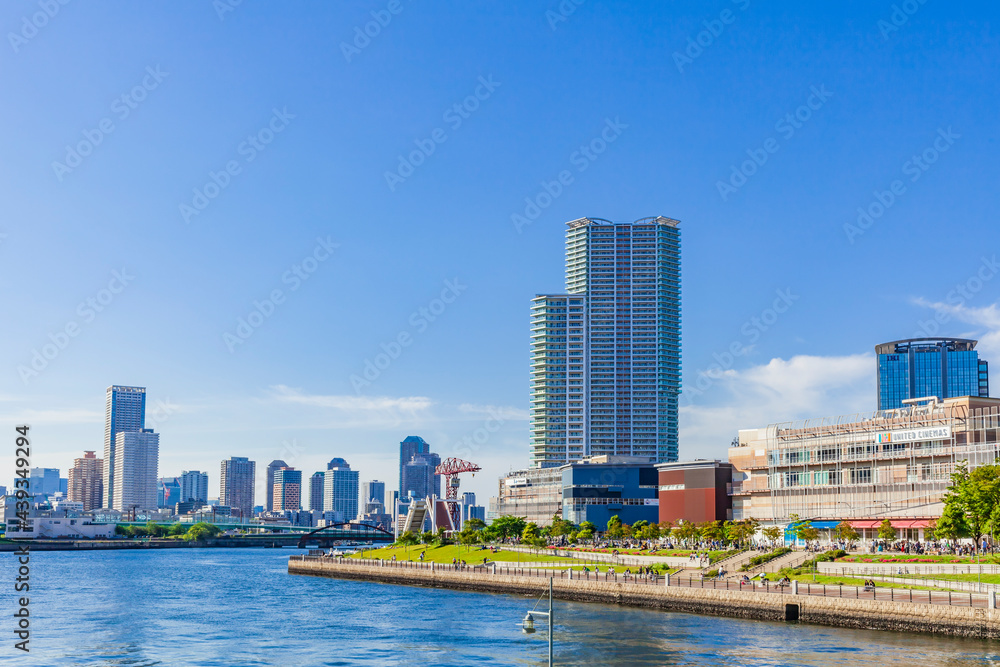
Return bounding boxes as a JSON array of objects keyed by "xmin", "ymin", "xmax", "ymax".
[
  {"xmin": 103, "ymin": 385, "xmax": 146, "ymax": 507},
  {"xmin": 324, "ymin": 459, "xmax": 359, "ymax": 522},
  {"xmin": 179, "ymin": 470, "xmax": 209, "ymax": 504},
  {"xmin": 68, "ymin": 451, "xmax": 103, "ymax": 511},
  {"xmin": 876, "ymin": 338, "xmax": 990, "ymax": 410},
  {"xmin": 112, "ymin": 429, "xmax": 159, "ymax": 511},
  {"xmin": 220, "ymin": 456, "xmax": 256, "ymax": 520},
  {"xmin": 265, "ymin": 460, "xmax": 288, "ymax": 512},
  {"xmin": 272, "ymin": 468, "xmax": 302, "ymax": 512},
  {"xmin": 530, "ymin": 217, "xmax": 681, "ymax": 468}
]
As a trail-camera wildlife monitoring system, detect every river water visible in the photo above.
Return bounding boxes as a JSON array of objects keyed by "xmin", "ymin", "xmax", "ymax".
[{"xmin": 1, "ymin": 547, "xmax": 999, "ymax": 665}]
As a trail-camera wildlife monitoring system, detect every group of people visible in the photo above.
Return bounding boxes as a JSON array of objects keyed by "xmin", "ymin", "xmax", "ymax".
[{"xmin": 863, "ymin": 579, "xmax": 877, "ymax": 591}]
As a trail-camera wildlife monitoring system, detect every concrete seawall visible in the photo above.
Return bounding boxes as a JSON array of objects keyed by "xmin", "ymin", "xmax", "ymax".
[{"xmin": 289, "ymin": 556, "xmax": 1000, "ymax": 640}]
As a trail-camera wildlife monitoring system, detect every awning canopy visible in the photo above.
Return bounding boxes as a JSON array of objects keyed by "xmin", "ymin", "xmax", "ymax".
[
  {"xmin": 808, "ymin": 521, "xmax": 841, "ymax": 530},
  {"xmin": 849, "ymin": 519, "xmax": 931, "ymax": 529}
]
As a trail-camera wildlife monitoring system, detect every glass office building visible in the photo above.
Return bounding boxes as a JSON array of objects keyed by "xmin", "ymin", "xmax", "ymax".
[
  {"xmin": 876, "ymin": 338, "xmax": 989, "ymax": 410},
  {"xmin": 529, "ymin": 217, "xmax": 681, "ymax": 468}
]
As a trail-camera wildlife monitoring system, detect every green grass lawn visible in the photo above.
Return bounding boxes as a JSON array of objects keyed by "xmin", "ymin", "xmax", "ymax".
[
  {"xmin": 550, "ymin": 546, "xmax": 738, "ymax": 563},
  {"xmin": 878, "ymin": 572, "xmax": 1000, "ymax": 585},
  {"xmin": 783, "ymin": 573, "xmax": 968, "ymax": 592},
  {"xmin": 838, "ymin": 554, "xmax": 1000, "ymax": 565},
  {"xmin": 347, "ymin": 544, "xmax": 581, "ymax": 564}
]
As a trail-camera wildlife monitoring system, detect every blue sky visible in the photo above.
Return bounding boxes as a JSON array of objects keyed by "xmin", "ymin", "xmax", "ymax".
[{"xmin": 2, "ymin": 1, "xmax": 999, "ymax": 503}]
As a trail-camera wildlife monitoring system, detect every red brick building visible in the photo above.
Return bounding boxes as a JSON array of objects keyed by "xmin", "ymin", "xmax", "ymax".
[{"xmin": 656, "ymin": 460, "xmax": 734, "ymax": 524}]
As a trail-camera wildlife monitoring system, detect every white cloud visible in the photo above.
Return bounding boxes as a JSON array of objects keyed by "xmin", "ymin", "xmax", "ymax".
[
  {"xmin": 456, "ymin": 403, "xmax": 529, "ymax": 421},
  {"xmin": 268, "ymin": 385, "xmax": 433, "ymax": 413},
  {"xmin": 680, "ymin": 354, "xmax": 873, "ymax": 460},
  {"xmin": 912, "ymin": 298, "xmax": 1000, "ymax": 360}
]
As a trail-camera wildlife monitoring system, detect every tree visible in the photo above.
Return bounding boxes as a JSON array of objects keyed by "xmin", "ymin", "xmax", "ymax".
[
  {"xmin": 465, "ymin": 518, "xmax": 487, "ymax": 531},
  {"xmin": 935, "ymin": 502, "xmax": 969, "ymax": 544},
  {"xmin": 638, "ymin": 523, "xmax": 660, "ymax": 541},
  {"xmin": 943, "ymin": 462, "xmax": 1000, "ymax": 553},
  {"xmin": 457, "ymin": 527, "xmax": 480, "ymax": 546},
  {"xmin": 877, "ymin": 518, "xmax": 896, "ymax": 541},
  {"xmin": 435, "ymin": 527, "xmax": 452, "ymax": 546},
  {"xmin": 834, "ymin": 521, "xmax": 860, "ymax": 543},
  {"xmin": 796, "ymin": 523, "xmax": 820, "ymax": 543},
  {"xmin": 606, "ymin": 515, "xmax": 624, "ymax": 540},
  {"xmin": 397, "ymin": 531, "xmax": 419, "ymax": 546},
  {"xmin": 183, "ymin": 522, "xmax": 222, "ymax": 542},
  {"xmin": 169, "ymin": 523, "xmax": 187, "ymax": 537},
  {"xmin": 762, "ymin": 526, "xmax": 782, "ymax": 545},
  {"xmin": 548, "ymin": 515, "xmax": 575, "ymax": 537},
  {"xmin": 489, "ymin": 515, "xmax": 527, "ymax": 541},
  {"xmin": 420, "ymin": 530, "xmax": 435, "ymax": 545},
  {"xmin": 700, "ymin": 520, "xmax": 724, "ymax": 542},
  {"xmin": 674, "ymin": 520, "xmax": 700, "ymax": 546},
  {"xmin": 577, "ymin": 528, "xmax": 593, "ymax": 542}
]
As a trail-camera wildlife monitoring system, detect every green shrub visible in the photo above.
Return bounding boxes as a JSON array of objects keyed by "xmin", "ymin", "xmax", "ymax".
[{"xmin": 741, "ymin": 547, "xmax": 792, "ymax": 571}]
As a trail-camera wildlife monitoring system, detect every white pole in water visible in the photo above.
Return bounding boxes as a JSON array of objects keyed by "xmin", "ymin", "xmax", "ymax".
[{"xmin": 548, "ymin": 576, "xmax": 553, "ymax": 667}]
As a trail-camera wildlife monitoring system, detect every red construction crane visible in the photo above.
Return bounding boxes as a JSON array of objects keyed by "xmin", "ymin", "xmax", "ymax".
[{"xmin": 435, "ymin": 457, "xmax": 482, "ymax": 528}]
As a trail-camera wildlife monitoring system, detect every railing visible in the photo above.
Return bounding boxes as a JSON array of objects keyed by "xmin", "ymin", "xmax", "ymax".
[{"xmin": 290, "ymin": 556, "xmax": 993, "ymax": 608}]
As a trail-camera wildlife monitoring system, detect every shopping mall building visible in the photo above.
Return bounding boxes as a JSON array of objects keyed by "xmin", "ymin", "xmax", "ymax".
[{"xmin": 728, "ymin": 395, "xmax": 1000, "ymax": 542}]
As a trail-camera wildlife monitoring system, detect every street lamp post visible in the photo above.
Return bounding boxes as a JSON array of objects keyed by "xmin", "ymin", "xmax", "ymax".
[{"xmin": 522, "ymin": 577, "xmax": 553, "ymax": 667}]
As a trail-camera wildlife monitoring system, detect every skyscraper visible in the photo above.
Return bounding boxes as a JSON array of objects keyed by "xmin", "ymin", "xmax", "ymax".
[
  {"xmin": 273, "ymin": 468, "xmax": 302, "ymax": 512},
  {"xmin": 103, "ymin": 385, "xmax": 146, "ymax": 507},
  {"xmin": 309, "ymin": 472, "xmax": 325, "ymax": 511},
  {"xmin": 401, "ymin": 452, "xmax": 440, "ymax": 500},
  {"xmin": 221, "ymin": 456, "xmax": 256, "ymax": 520},
  {"xmin": 28, "ymin": 468, "xmax": 61, "ymax": 500},
  {"xmin": 362, "ymin": 480, "xmax": 385, "ymax": 506},
  {"xmin": 398, "ymin": 435, "xmax": 429, "ymax": 498},
  {"xmin": 68, "ymin": 452, "xmax": 103, "ymax": 511},
  {"xmin": 265, "ymin": 460, "xmax": 288, "ymax": 512},
  {"xmin": 876, "ymin": 338, "xmax": 990, "ymax": 410},
  {"xmin": 158, "ymin": 477, "xmax": 181, "ymax": 508},
  {"xmin": 324, "ymin": 459, "xmax": 359, "ymax": 522},
  {"xmin": 530, "ymin": 217, "xmax": 681, "ymax": 468},
  {"xmin": 179, "ymin": 470, "xmax": 209, "ymax": 504},
  {"xmin": 112, "ymin": 429, "xmax": 159, "ymax": 511}
]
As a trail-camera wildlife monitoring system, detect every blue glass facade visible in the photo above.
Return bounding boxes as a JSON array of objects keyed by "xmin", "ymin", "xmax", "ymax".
[
  {"xmin": 876, "ymin": 338, "xmax": 989, "ymax": 410},
  {"xmin": 560, "ymin": 460, "xmax": 659, "ymax": 530}
]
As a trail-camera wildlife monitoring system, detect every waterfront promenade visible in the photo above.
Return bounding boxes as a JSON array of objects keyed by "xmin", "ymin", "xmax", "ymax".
[{"xmin": 290, "ymin": 555, "xmax": 1000, "ymax": 639}]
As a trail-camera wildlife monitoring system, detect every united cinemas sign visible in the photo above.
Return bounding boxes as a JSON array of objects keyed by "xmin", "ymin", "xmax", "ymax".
[{"xmin": 875, "ymin": 426, "xmax": 951, "ymax": 444}]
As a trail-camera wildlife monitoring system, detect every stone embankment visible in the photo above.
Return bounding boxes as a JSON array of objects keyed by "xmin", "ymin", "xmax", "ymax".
[{"xmin": 289, "ymin": 556, "xmax": 1000, "ymax": 639}]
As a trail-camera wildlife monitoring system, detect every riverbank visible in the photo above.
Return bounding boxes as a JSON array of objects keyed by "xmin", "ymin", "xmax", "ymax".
[
  {"xmin": 289, "ymin": 555, "xmax": 1000, "ymax": 640},
  {"xmin": 0, "ymin": 535, "xmax": 327, "ymax": 551}
]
